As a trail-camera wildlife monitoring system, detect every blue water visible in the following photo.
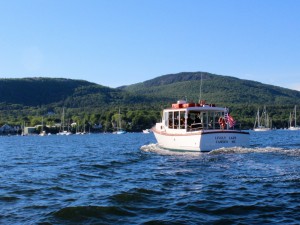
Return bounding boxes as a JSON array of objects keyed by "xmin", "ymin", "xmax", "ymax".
[{"xmin": 0, "ymin": 131, "xmax": 300, "ymax": 224}]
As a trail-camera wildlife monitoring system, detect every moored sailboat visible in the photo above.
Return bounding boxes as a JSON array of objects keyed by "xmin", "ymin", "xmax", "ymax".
[
  {"xmin": 39, "ymin": 117, "xmax": 47, "ymax": 136},
  {"xmin": 57, "ymin": 108, "xmax": 72, "ymax": 135},
  {"xmin": 288, "ymin": 105, "xmax": 300, "ymax": 130},
  {"xmin": 253, "ymin": 106, "xmax": 271, "ymax": 131},
  {"xmin": 114, "ymin": 108, "xmax": 126, "ymax": 134}
]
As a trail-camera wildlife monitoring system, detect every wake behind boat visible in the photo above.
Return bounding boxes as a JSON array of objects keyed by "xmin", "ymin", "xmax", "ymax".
[{"xmin": 152, "ymin": 100, "xmax": 249, "ymax": 152}]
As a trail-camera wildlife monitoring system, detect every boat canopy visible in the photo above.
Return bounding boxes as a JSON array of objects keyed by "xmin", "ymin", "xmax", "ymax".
[{"xmin": 162, "ymin": 101, "xmax": 228, "ymax": 131}]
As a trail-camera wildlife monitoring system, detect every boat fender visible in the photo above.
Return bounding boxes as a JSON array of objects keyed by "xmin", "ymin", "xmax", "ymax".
[{"xmin": 218, "ymin": 117, "xmax": 226, "ymax": 129}]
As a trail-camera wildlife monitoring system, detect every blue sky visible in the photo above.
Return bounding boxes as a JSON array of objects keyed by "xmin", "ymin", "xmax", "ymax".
[{"xmin": 0, "ymin": 0, "xmax": 300, "ymax": 90}]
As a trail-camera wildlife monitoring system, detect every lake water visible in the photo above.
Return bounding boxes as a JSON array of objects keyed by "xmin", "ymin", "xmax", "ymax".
[{"xmin": 0, "ymin": 130, "xmax": 300, "ymax": 224}]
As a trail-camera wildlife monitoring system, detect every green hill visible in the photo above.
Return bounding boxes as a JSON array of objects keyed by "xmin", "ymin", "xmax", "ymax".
[
  {"xmin": 0, "ymin": 77, "xmax": 154, "ymax": 111},
  {"xmin": 119, "ymin": 72, "xmax": 300, "ymax": 106},
  {"xmin": 1, "ymin": 72, "xmax": 300, "ymax": 131},
  {"xmin": 0, "ymin": 78, "xmax": 91, "ymax": 105}
]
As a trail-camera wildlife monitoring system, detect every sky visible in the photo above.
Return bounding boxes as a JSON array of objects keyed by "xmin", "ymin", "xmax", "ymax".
[{"xmin": 0, "ymin": 0, "xmax": 300, "ymax": 90}]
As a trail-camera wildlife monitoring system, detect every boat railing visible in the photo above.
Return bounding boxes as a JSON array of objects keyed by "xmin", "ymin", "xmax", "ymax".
[{"xmin": 188, "ymin": 123, "xmax": 203, "ymax": 131}]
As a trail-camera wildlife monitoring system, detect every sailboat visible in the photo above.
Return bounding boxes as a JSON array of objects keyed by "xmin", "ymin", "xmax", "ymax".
[
  {"xmin": 39, "ymin": 117, "xmax": 46, "ymax": 136},
  {"xmin": 57, "ymin": 108, "xmax": 72, "ymax": 135},
  {"xmin": 288, "ymin": 105, "xmax": 300, "ymax": 130},
  {"xmin": 115, "ymin": 108, "xmax": 126, "ymax": 134},
  {"xmin": 253, "ymin": 106, "xmax": 271, "ymax": 131}
]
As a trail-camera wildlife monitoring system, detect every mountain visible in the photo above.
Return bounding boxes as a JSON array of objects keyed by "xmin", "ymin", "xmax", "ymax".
[
  {"xmin": 2, "ymin": 73, "xmax": 300, "ymax": 109},
  {"xmin": 0, "ymin": 77, "xmax": 95, "ymax": 106},
  {"xmin": 1, "ymin": 72, "xmax": 300, "ymax": 130},
  {"xmin": 0, "ymin": 77, "xmax": 141, "ymax": 108},
  {"xmin": 119, "ymin": 72, "xmax": 300, "ymax": 106}
]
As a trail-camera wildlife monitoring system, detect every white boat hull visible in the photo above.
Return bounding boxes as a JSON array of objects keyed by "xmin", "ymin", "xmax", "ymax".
[
  {"xmin": 115, "ymin": 130, "xmax": 126, "ymax": 134},
  {"xmin": 153, "ymin": 129, "xmax": 249, "ymax": 152},
  {"xmin": 253, "ymin": 128, "xmax": 271, "ymax": 132},
  {"xmin": 288, "ymin": 127, "xmax": 300, "ymax": 130}
]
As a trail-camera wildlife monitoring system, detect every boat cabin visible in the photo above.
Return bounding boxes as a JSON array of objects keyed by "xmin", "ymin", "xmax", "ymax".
[{"xmin": 162, "ymin": 100, "xmax": 228, "ymax": 132}]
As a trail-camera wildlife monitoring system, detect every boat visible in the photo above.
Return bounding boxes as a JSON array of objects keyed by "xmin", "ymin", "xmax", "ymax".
[
  {"xmin": 39, "ymin": 117, "xmax": 47, "ymax": 136},
  {"xmin": 152, "ymin": 100, "xmax": 249, "ymax": 152},
  {"xmin": 253, "ymin": 106, "xmax": 271, "ymax": 131},
  {"xmin": 114, "ymin": 108, "xmax": 126, "ymax": 134},
  {"xmin": 288, "ymin": 105, "xmax": 300, "ymax": 130},
  {"xmin": 57, "ymin": 108, "xmax": 72, "ymax": 135},
  {"xmin": 143, "ymin": 129, "xmax": 151, "ymax": 133}
]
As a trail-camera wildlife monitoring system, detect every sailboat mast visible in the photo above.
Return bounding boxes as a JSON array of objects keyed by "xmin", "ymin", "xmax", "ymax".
[
  {"xmin": 295, "ymin": 105, "xmax": 297, "ymax": 127},
  {"xmin": 61, "ymin": 107, "xmax": 65, "ymax": 131},
  {"xmin": 198, "ymin": 74, "xmax": 203, "ymax": 102},
  {"xmin": 257, "ymin": 109, "xmax": 260, "ymax": 127},
  {"xmin": 118, "ymin": 108, "xmax": 121, "ymax": 131}
]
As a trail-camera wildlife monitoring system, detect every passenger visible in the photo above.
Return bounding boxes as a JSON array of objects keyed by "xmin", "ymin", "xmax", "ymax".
[
  {"xmin": 193, "ymin": 113, "xmax": 202, "ymax": 129},
  {"xmin": 187, "ymin": 114, "xmax": 193, "ymax": 126},
  {"xmin": 194, "ymin": 113, "xmax": 201, "ymax": 124}
]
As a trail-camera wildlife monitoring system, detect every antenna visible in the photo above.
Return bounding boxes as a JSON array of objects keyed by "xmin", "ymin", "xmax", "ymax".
[{"xmin": 198, "ymin": 74, "xmax": 203, "ymax": 102}]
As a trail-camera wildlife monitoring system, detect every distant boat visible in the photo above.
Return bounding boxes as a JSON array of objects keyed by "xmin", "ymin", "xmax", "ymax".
[
  {"xmin": 39, "ymin": 131, "xmax": 46, "ymax": 136},
  {"xmin": 114, "ymin": 108, "xmax": 126, "ymax": 134},
  {"xmin": 57, "ymin": 108, "xmax": 72, "ymax": 135},
  {"xmin": 39, "ymin": 117, "xmax": 47, "ymax": 136},
  {"xmin": 253, "ymin": 106, "xmax": 271, "ymax": 131},
  {"xmin": 288, "ymin": 105, "xmax": 300, "ymax": 130},
  {"xmin": 143, "ymin": 129, "xmax": 151, "ymax": 134}
]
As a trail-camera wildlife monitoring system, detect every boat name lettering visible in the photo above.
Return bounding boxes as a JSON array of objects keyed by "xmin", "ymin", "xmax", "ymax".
[
  {"xmin": 215, "ymin": 136, "xmax": 226, "ymax": 140},
  {"xmin": 215, "ymin": 136, "xmax": 237, "ymax": 144}
]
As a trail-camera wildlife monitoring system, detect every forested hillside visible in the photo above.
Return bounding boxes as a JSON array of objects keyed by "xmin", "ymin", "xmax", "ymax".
[
  {"xmin": 1, "ymin": 72, "xmax": 300, "ymax": 132},
  {"xmin": 120, "ymin": 72, "xmax": 300, "ymax": 129},
  {"xmin": 120, "ymin": 72, "xmax": 300, "ymax": 106}
]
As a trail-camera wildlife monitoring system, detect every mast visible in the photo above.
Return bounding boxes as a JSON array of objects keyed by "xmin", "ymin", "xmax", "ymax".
[
  {"xmin": 198, "ymin": 74, "xmax": 203, "ymax": 102},
  {"xmin": 255, "ymin": 108, "xmax": 260, "ymax": 128},
  {"xmin": 61, "ymin": 107, "xmax": 65, "ymax": 132},
  {"xmin": 295, "ymin": 105, "xmax": 297, "ymax": 127},
  {"xmin": 118, "ymin": 108, "xmax": 122, "ymax": 131},
  {"xmin": 41, "ymin": 117, "xmax": 44, "ymax": 133}
]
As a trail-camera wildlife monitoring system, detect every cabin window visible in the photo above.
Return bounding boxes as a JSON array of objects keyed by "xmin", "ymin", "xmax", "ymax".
[
  {"xmin": 207, "ymin": 112, "xmax": 215, "ymax": 129},
  {"xmin": 205, "ymin": 112, "xmax": 222, "ymax": 129},
  {"xmin": 202, "ymin": 112, "xmax": 208, "ymax": 129},
  {"xmin": 215, "ymin": 112, "xmax": 224, "ymax": 129},
  {"xmin": 164, "ymin": 112, "xmax": 168, "ymax": 127},
  {"xmin": 174, "ymin": 111, "xmax": 179, "ymax": 129},
  {"xmin": 180, "ymin": 111, "xmax": 185, "ymax": 129},
  {"xmin": 167, "ymin": 110, "xmax": 186, "ymax": 129},
  {"xmin": 168, "ymin": 112, "xmax": 173, "ymax": 128},
  {"xmin": 186, "ymin": 110, "xmax": 225, "ymax": 130},
  {"xmin": 187, "ymin": 111, "xmax": 203, "ymax": 131},
  {"xmin": 207, "ymin": 111, "xmax": 224, "ymax": 129}
]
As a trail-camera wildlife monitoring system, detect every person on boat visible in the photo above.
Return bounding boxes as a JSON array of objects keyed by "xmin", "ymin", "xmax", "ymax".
[
  {"xmin": 194, "ymin": 113, "xmax": 201, "ymax": 124},
  {"xmin": 218, "ymin": 117, "xmax": 226, "ymax": 129},
  {"xmin": 180, "ymin": 117, "xmax": 185, "ymax": 129},
  {"xmin": 168, "ymin": 119, "xmax": 173, "ymax": 128},
  {"xmin": 208, "ymin": 120, "xmax": 213, "ymax": 128},
  {"xmin": 195, "ymin": 113, "xmax": 201, "ymax": 127},
  {"xmin": 187, "ymin": 114, "xmax": 193, "ymax": 126},
  {"xmin": 192, "ymin": 113, "xmax": 202, "ymax": 129}
]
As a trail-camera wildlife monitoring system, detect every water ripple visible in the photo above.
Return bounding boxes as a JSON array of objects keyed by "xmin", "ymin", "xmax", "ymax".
[{"xmin": 0, "ymin": 132, "xmax": 300, "ymax": 224}]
